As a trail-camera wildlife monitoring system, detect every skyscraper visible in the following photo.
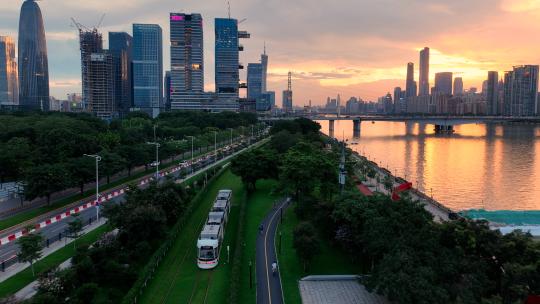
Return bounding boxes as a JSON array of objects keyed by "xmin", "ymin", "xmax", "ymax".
[
  {"xmin": 504, "ymin": 65, "xmax": 539, "ymax": 116},
  {"xmin": 133, "ymin": 24, "xmax": 163, "ymax": 116},
  {"xmin": 164, "ymin": 71, "xmax": 171, "ymax": 110},
  {"xmin": 170, "ymin": 13, "xmax": 204, "ymax": 97},
  {"xmin": 247, "ymin": 63, "xmax": 263, "ymax": 100},
  {"xmin": 486, "ymin": 71, "xmax": 499, "ymax": 116},
  {"xmin": 78, "ymin": 29, "xmax": 103, "ymax": 112},
  {"xmin": 109, "ymin": 32, "xmax": 133, "ymax": 117},
  {"xmin": 434, "ymin": 72, "xmax": 453, "ymax": 95},
  {"xmin": 282, "ymin": 72, "xmax": 293, "ymax": 112},
  {"xmin": 406, "ymin": 62, "xmax": 416, "ymax": 97},
  {"xmin": 215, "ymin": 18, "xmax": 240, "ymax": 101},
  {"xmin": 261, "ymin": 44, "xmax": 268, "ymax": 93},
  {"xmin": 453, "ymin": 77, "xmax": 463, "ymax": 95},
  {"xmin": 0, "ymin": 36, "xmax": 18, "ymax": 105},
  {"xmin": 18, "ymin": 0, "xmax": 49, "ymax": 110},
  {"xmin": 419, "ymin": 47, "xmax": 430, "ymax": 96}
]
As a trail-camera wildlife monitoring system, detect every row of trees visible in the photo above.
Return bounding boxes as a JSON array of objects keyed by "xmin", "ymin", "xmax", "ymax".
[
  {"xmin": 0, "ymin": 111, "xmax": 257, "ymax": 205},
  {"xmin": 232, "ymin": 118, "xmax": 540, "ymax": 304}
]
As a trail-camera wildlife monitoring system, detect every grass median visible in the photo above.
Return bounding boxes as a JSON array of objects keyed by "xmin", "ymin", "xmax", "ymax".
[
  {"xmin": 278, "ymin": 206, "xmax": 363, "ymax": 304},
  {"xmin": 139, "ymin": 170, "xmax": 246, "ymax": 304},
  {"xmin": 0, "ymin": 224, "xmax": 111, "ymax": 299}
]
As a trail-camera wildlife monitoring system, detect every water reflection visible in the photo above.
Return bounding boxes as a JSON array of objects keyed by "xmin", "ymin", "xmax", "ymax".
[{"xmin": 318, "ymin": 120, "xmax": 540, "ymax": 211}]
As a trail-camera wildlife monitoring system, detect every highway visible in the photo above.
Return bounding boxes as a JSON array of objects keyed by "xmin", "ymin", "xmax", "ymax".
[{"xmin": 0, "ymin": 133, "xmax": 268, "ymax": 271}]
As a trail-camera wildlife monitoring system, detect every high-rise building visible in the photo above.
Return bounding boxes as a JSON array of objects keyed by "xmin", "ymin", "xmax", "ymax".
[
  {"xmin": 164, "ymin": 71, "xmax": 171, "ymax": 110},
  {"xmin": 170, "ymin": 13, "xmax": 204, "ymax": 97},
  {"xmin": 394, "ymin": 87, "xmax": 406, "ymax": 113},
  {"xmin": 261, "ymin": 44, "xmax": 268, "ymax": 93},
  {"xmin": 86, "ymin": 52, "xmax": 115, "ymax": 119},
  {"xmin": 419, "ymin": 47, "xmax": 430, "ymax": 96},
  {"xmin": 487, "ymin": 71, "xmax": 499, "ymax": 115},
  {"xmin": 247, "ymin": 63, "xmax": 263, "ymax": 100},
  {"xmin": 0, "ymin": 36, "xmax": 18, "ymax": 105},
  {"xmin": 406, "ymin": 62, "xmax": 417, "ymax": 97},
  {"xmin": 434, "ymin": 72, "xmax": 453, "ymax": 95},
  {"xmin": 503, "ymin": 65, "xmax": 539, "ymax": 116},
  {"xmin": 18, "ymin": 0, "xmax": 49, "ymax": 110},
  {"xmin": 215, "ymin": 18, "xmax": 240, "ymax": 101},
  {"xmin": 109, "ymin": 32, "xmax": 133, "ymax": 117},
  {"xmin": 453, "ymin": 77, "xmax": 463, "ymax": 95},
  {"xmin": 282, "ymin": 72, "xmax": 293, "ymax": 112},
  {"xmin": 133, "ymin": 24, "xmax": 163, "ymax": 116},
  {"xmin": 78, "ymin": 29, "xmax": 103, "ymax": 112}
]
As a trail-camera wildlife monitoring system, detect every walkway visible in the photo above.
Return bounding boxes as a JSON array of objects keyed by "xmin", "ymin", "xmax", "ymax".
[{"xmin": 256, "ymin": 198, "xmax": 289, "ymax": 304}]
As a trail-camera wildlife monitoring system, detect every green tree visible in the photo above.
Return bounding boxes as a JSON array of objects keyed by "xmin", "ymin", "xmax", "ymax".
[
  {"xmin": 17, "ymin": 230, "xmax": 43, "ymax": 277},
  {"xmin": 100, "ymin": 150, "xmax": 127, "ymax": 184},
  {"xmin": 293, "ymin": 222, "xmax": 320, "ymax": 271},
  {"xmin": 24, "ymin": 164, "xmax": 70, "ymax": 205},
  {"xmin": 0, "ymin": 137, "xmax": 32, "ymax": 183},
  {"xmin": 67, "ymin": 213, "xmax": 84, "ymax": 249},
  {"xmin": 231, "ymin": 149, "xmax": 278, "ymax": 192},
  {"xmin": 68, "ymin": 157, "xmax": 95, "ymax": 195}
]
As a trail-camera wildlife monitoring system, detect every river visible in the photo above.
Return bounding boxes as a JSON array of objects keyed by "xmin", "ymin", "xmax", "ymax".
[{"xmin": 318, "ymin": 120, "xmax": 540, "ymax": 211}]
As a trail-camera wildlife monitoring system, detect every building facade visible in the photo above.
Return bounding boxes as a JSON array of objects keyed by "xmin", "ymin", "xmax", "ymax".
[
  {"xmin": 215, "ymin": 18, "xmax": 240, "ymax": 101},
  {"xmin": 133, "ymin": 24, "xmax": 163, "ymax": 116},
  {"xmin": 434, "ymin": 72, "xmax": 453, "ymax": 95},
  {"xmin": 0, "ymin": 36, "xmax": 18, "ymax": 105},
  {"xmin": 109, "ymin": 32, "xmax": 133, "ymax": 117},
  {"xmin": 18, "ymin": 0, "xmax": 49, "ymax": 110},
  {"xmin": 86, "ymin": 52, "xmax": 115, "ymax": 119},
  {"xmin": 453, "ymin": 77, "xmax": 463, "ymax": 95},
  {"xmin": 419, "ymin": 47, "xmax": 430, "ymax": 96},
  {"xmin": 247, "ymin": 63, "xmax": 263, "ymax": 101},
  {"xmin": 486, "ymin": 71, "xmax": 499, "ymax": 115},
  {"xmin": 406, "ymin": 62, "xmax": 417, "ymax": 98}
]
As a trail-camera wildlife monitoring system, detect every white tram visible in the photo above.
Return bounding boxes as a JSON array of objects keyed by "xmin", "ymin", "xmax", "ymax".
[{"xmin": 197, "ymin": 189, "xmax": 232, "ymax": 269}]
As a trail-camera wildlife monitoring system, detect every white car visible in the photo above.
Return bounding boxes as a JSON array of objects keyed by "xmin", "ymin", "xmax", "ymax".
[{"xmin": 150, "ymin": 161, "xmax": 160, "ymax": 167}]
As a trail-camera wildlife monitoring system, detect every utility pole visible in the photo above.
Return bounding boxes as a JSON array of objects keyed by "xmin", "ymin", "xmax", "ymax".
[
  {"xmin": 186, "ymin": 136, "xmax": 195, "ymax": 174},
  {"xmin": 147, "ymin": 142, "xmax": 160, "ymax": 180},
  {"xmin": 84, "ymin": 154, "xmax": 101, "ymax": 222},
  {"xmin": 339, "ymin": 140, "xmax": 346, "ymax": 193}
]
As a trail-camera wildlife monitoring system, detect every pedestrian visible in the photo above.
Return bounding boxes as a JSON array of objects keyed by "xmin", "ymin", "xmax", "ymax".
[
  {"xmin": 272, "ymin": 261, "xmax": 277, "ymax": 276},
  {"xmin": 259, "ymin": 224, "xmax": 264, "ymax": 234}
]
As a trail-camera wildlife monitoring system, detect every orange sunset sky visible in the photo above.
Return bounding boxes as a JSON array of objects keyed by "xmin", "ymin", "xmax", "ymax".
[{"xmin": 1, "ymin": 0, "xmax": 540, "ymax": 105}]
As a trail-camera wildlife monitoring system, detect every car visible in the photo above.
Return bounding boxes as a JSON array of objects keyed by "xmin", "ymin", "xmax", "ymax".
[{"xmin": 150, "ymin": 161, "xmax": 160, "ymax": 167}]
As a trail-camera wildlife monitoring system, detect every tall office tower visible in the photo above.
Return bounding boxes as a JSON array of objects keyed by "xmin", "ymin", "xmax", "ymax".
[
  {"xmin": 247, "ymin": 63, "xmax": 263, "ymax": 100},
  {"xmin": 86, "ymin": 52, "xmax": 115, "ymax": 119},
  {"xmin": 419, "ymin": 47, "xmax": 430, "ymax": 96},
  {"xmin": 133, "ymin": 24, "xmax": 163, "ymax": 116},
  {"xmin": 109, "ymin": 32, "xmax": 133, "ymax": 117},
  {"xmin": 434, "ymin": 72, "xmax": 453, "ymax": 95},
  {"xmin": 164, "ymin": 71, "xmax": 171, "ymax": 110},
  {"xmin": 78, "ymin": 29, "xmax": 103, "ymax": 111},
  {"xmin": 453, "ymin": 77, "xmax": 463, "ymax": 95},
  {"xmin": 509, "ymin": 65, "xmax": 539, "ymax": 116},
  {"xmin": 170, "ymin": 13, "xmax": 204, "ymax": 98},
  {"xmin": 18, "ymin": 0, "xmax": 49, "ymax": 110},
  {"xmin": 503, "ymin": 71, "xmax": 513, "ymax": 116},
  {"xmin": 261, "ymin": 44, "xmax": 268, "ymax": 93},
  {"xmin": 406, "ymin": 62, "xmax": 417, "ymax": 97},
  {"xmin": 0, "ymin": 36, "xmax": 19, "ymax": 105},
  {"xmin": 282, "ymin": 71, "xmax": 293, "ymax": 112},
  {"xmin": 215, "ymin": 18, "xmax": 240, "ymax": 101},
  {"xmin": 486, "ymin": 71, "xmax": 499, "ymax": 115}
]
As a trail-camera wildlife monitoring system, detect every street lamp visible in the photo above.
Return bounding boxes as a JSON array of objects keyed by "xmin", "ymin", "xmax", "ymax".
[
  {"xmin": 186, "ymin": 136, "xmax": 195, "ymax": 174},
  {"xmin": 83, "ymin": 154, "xmax": 101, "ymax": 222},
  {"xmin": 228, "ymin": 128, "xmax": 233, "ymax": 146},
  {"xmin": 147, "ymin": 142, "xmax": 161, "ymax": 180},
  {"xmin": 213, "ymin": 131, "xmax": 218, "ymax": 163}
]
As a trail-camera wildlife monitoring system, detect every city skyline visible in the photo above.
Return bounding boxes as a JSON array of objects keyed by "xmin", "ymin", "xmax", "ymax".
[{"xmin": 3, "ymin": 0, "xmax": 540, "ymax": 104}]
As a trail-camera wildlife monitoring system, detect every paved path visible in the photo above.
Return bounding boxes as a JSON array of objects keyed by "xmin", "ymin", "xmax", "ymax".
[{"xmin": 256, "ymin": 198, "xmax": 289, "ymax": 304}]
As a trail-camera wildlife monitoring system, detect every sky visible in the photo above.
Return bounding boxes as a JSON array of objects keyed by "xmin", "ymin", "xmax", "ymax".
[{"xmin": 2, "ymin": 0, "xmax": 540, "ymax": 106}]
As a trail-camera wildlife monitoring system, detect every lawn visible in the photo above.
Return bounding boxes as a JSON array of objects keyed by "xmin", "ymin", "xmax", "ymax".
[
  {"xmin": 139, "ymin": 170, "xmax": 247, "ymax": 304},
  {"xmin": 237, "ymin": 180, "xmax": 280, "ymax": 304},
  {"xmin": 0, "ymin": 224, "xmax": 111, "ymax": 298},
  {"xmin": 278, "ymin": 206, "xmax": 363, "ymax": 304}
]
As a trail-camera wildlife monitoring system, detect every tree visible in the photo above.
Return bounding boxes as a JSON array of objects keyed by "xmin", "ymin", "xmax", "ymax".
[
  {"xmin": 269, "ymin": 130, "xmax": 301, "ymax": 154},
  {"xmin": 0, "ymin": 137, "xmax": 32, "ymax": 183},
  {"xmin": 118, "ymin": 144, "xmax": 149, "ymax": 176},
  {"xmin": 100, "ymin": 150, "xmax": 127, "ymax": 184},
  {"xmin": 24, "ymin": 164, "xmax": 70, "ymax": 205},
  {"xmin": 67, "ymin": 213, "xmax": 83, "ymax": 249},
  {"xmin": 17, "ymin": 230, "xmax": 43, "ymax": 277},
  {"xmin": 293, "ymin": 222, "xmax": 320, "ymax": 271},
  {"xmin": 68, "ymin": 157, "xmax": 95, "ymax": 195},
  {"xmin": 231, "ymin": 149, "xmax": 278, "ymax": 192}
]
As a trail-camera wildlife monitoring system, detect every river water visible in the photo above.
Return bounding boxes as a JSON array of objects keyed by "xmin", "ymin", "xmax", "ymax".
[{"xmin": 318, "ymin": 120, "xmax": 540, "ymax": 211}]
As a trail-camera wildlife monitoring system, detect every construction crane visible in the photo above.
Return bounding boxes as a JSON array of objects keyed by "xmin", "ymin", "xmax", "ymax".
[
  {"xmin": 70, "ymin": 17, "xmax": 90, "ymax": 32},
  {"xmin": 95, "ymin": 13, "xmax": 106, "ymax": 29}
]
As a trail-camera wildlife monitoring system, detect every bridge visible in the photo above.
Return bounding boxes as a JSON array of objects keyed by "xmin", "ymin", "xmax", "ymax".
[{"xmin": 261, "ymin": 115, "xmax": 540, "ymax": 136}]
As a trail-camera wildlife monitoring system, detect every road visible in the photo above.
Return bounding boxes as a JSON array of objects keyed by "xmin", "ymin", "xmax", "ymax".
[
  {"xmin": 256, "ymin": 198, "xmax": 289, "ymax": 304},
  {"xmin": 0, "ymin": 134, "xmax": 268, "ymax": 270}
]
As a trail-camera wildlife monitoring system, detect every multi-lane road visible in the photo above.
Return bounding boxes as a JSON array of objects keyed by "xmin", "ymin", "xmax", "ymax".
[{"xmin": 0, "ymin": 133, "xmax": 268, "ymax": 271}]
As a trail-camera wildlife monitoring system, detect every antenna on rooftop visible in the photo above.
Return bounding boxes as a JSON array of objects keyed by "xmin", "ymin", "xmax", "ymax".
[{"xmin": 227, "ymin": 1, "xmax": 231, "ymax": 19}]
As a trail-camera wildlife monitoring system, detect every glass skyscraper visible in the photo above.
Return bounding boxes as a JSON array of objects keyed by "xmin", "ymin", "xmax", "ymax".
[
  {"xmin": 419, "ymin": 47, "xmax": 430, "ymax": 96},
  {"xmin": 133, "ymin": 24, "xmax": 163, "ymax": 116},
  {"xmin": 109, "ymin": 32, "xmax": 133, "ymax": 117},
  {"xmin": 247, "ymin": 63, "xmax": 263, "ymax": 100},
  {"xmin": 0, "ymin": 36, "xmax": 18, "ymax": 105},
  {"xmin": 215, "ymin": 18, "xmax": 239, "ymax": 101},
  {"xmin": 18, "ymin": 0, "xmax": 49, "ymax": 111}
]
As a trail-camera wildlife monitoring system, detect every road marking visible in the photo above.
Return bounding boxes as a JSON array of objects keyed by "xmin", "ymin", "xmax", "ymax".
[{"xmin": 264, "ymin": 203, "xmax": 282, "ymax": 304}]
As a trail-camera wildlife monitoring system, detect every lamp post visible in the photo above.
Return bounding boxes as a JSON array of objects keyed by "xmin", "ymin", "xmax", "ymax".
[
  {"xmin": 228, "ymin": 128, "xmax": 233, "ymax": 146},
  {"xmin": 147, "ymin": 142, "xmax": 161, "ymax": 180},
  {"xmin": 214, "ymin": 131, "xmax": 218, "ymax": 163},
  {"xmin": 186, "ymin": 136, "xmax": 195, "ymax": 174},
  {"xmin": 84, "ymin": 154, "xmax": 101, "ymax": 222}
]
